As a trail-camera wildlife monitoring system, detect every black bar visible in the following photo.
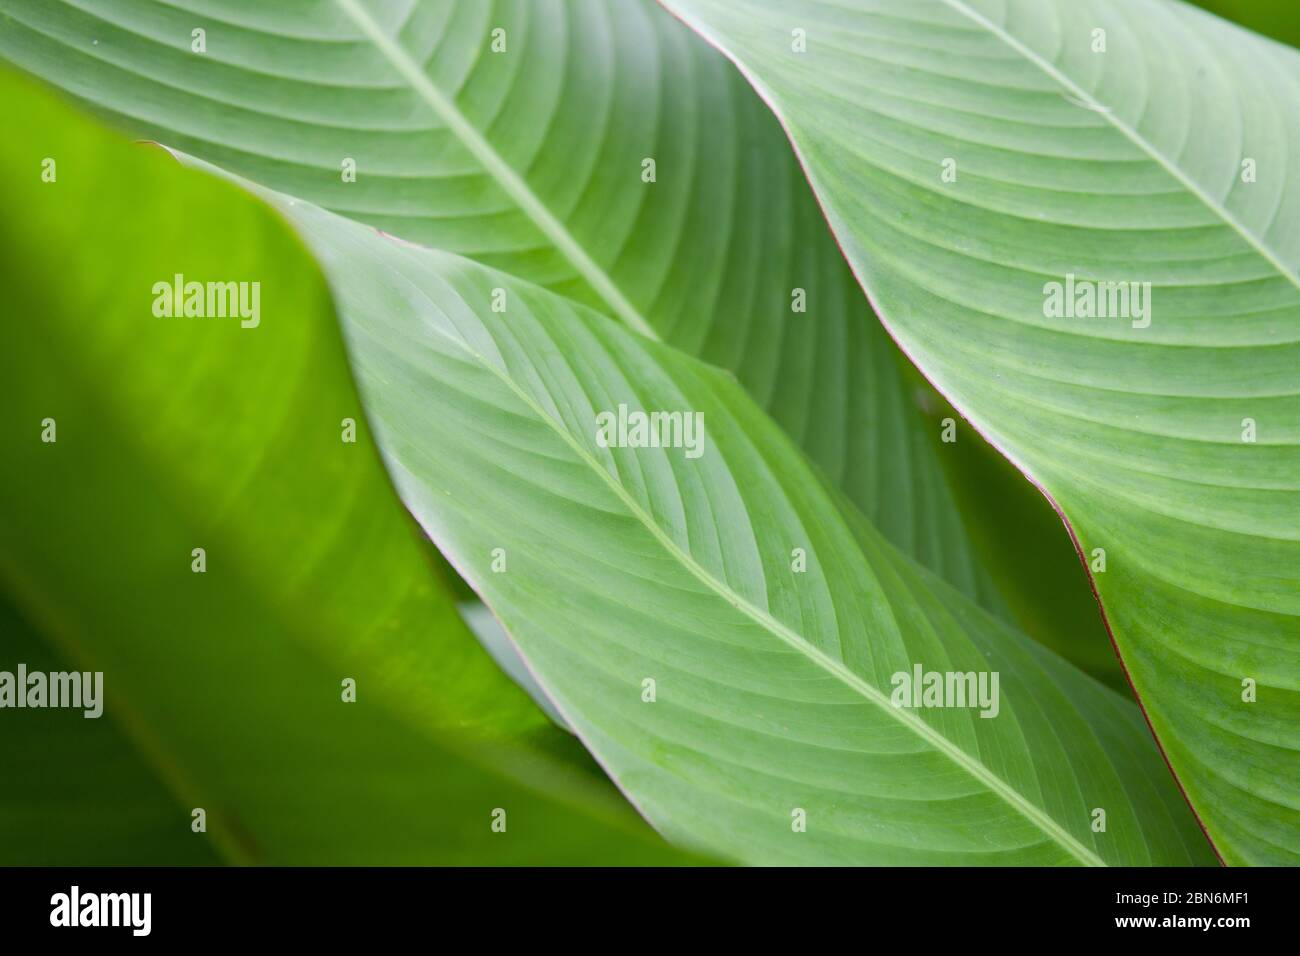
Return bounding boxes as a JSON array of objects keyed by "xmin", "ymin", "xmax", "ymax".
[{"xmin": 0, "ymin": 865, "xmax": 1280, "ymax": 941}]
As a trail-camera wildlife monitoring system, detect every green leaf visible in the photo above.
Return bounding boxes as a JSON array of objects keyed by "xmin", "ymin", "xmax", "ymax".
[
  {"xmin": 461, "ymin": 601, "xmax": 572, "ymax": 731},
  {"xmin": 0, "ymin": 0, "xmax": 1008, "ymax": 618},
  {"xmin": 241, "ymin": 170, "xmax": 1213, "ymax": 865},
  {"xmin": 0, "ymin": 594, "xmax": 219, "ymax": 865},
  {"xmin": 660, "ymin": 0, "xmax": 1300, "ymax": 864},
  {"xmin": 0, "ymin": 68, "xmax": 696, "ymax": 865},
  {"xmin": 899, "ymin": 363, "xmax": 1126, "ymax": 690}
]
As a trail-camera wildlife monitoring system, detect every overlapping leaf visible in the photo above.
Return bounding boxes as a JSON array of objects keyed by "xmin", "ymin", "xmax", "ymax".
[
  {"xmin": 660, "ymin": 0, "xmax": 1300, "ymax": 863},
  {"xmin": 229, "ymin": 174, "xmax": 1212, "ymax": 864},
  {"xmin": 0, "ymin": 0, "xmax": 1009, "ymax": 616},
  {"xmin": 0, "ymin": 70, "xmax": 692, "ymax": 865},
  {"xmin": 0, "ymin": 0, "xmax": 1233, "ymax": 866}
]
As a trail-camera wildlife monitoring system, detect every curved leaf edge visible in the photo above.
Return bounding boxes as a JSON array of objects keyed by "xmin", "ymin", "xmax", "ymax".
[
  {"xmin": 652, "ymin": 0, "xmax": 1224, "ymax": 865},
  {"xmin": 0, "ymin": 69, "xmax": 697, "ymax": 863}
]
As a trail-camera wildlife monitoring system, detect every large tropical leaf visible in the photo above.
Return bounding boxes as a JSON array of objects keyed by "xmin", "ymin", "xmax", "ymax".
[
  {"xmin": 0, "ymin": 0, "xmax": 1010, "ymax": 621},
  {"xmin": 0, "ymin": 68, "xmax": 694, "ymax": 865},
  {"xmin": 659, "ymin": 0, "xmax": 1300, "ymax": 864},
  {"xmin": 213, "ymin": 161, "xmax": 1212, "ymax": 865}
]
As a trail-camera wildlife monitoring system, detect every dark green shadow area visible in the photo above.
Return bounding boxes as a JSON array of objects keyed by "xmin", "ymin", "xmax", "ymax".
[{"xmin": 899, "ymin": 362, "xmax": 1127, "ymax": 692}]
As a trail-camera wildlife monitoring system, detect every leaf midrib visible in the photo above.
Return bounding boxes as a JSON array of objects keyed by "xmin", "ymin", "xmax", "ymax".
[
  {"xmin": 364, "ymin": 246, "xmax": 1106, "ymax": 867},
  {"xmin": 336, "ymin": 0, "xmax": 1101, "ymax": 865},
  {"xmin": 333, "ymin": 0, "xmax": 662, "ymax": 341},
  {"xmin": 941, "ymin": 0, "xmax": 1300, "ymax": 296}
]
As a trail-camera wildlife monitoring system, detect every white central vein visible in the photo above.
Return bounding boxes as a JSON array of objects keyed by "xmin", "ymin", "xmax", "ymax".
[
  {"xmin": 485, "ymin": 340, "xmax": 1103, "ymax": 866},
  {"xmin": 942, "ymin": 0, "xmax": 1300, "ymax": 296},
  {"xmin": 333, "ymin": 0, "xmax": 661, "ymax": 340},
  {"xmin": 359, "ymin": 255, "xmax": 1105, "ymax": 865},
  {"xmin": 331, "ymin": 0, "xmax": 1104, "ymax": 865}
]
